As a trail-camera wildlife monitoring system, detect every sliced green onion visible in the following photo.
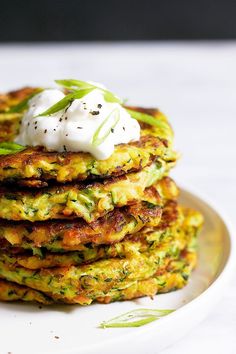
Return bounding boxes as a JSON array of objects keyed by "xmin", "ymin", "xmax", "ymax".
[
  {"xmin": 56, "ymin": 79, "xmax": 123, "ymax": 104},
  {"xmin": 99, "ymin": 308, "xmax": 174, "ymax": 328},
  {"xmin": 35, "ymin": 89, "xmax": 93, "ymax": 117},
  {"xmin": 55, "ymin": 79, "xmax": 93, "ymax": 90},
  {"xmin": 92, "ymin": 109, "xmax": 120, "ymax": 147},
  {"xmin": 126, "ymin": 108, "xmax": 168, "ymax": 130},
  {"xmin": 103, "ymin": 90, "xmax": 122, "ymax": 104},
  {"xmin": 7, "ymin": 89, "xmax": 43, "ymax": 113},
  {"xmin": 0, "ymin": 142, "xmax": 26, "ymax": 155}
]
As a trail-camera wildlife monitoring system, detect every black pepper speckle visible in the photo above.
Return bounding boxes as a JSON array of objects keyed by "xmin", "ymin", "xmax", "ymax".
[
  {"xmin": 44, "ymin": 129, "xmax": 47, "ymax": 133},
  {"xmin": 90, "ymin": 110, "xmax": 100, "ymax": 116},
  {"xmin": 111, "ymin": 128, "xmax": 114, "ymax": 133},
  {"xmin": 97, "ymin": 104, "xmax": 102, "ymax": 109}
]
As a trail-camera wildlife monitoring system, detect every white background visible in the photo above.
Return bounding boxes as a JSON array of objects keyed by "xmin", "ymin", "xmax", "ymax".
[{"xmin": 0, "ymin": 42, "xmax": 235, "ymax": 353}]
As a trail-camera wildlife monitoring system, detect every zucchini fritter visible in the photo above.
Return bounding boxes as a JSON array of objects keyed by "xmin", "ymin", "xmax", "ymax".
[
  {"xmin": 96, "ymin": 249, "xmax": 197, "ymax": 304},
  {"xmin": 0, "ymin": 189, "xmax": 167, "ymax": 252},
  {"xmin": 0, "ymin": 249, "xmax": 196, "ymax": 305},
  {"xmin": 0, "ymin": 203, "xmax": 197, "ymax": 269},
  {"xmin": 0, "ymin": 88, "xmax": 177, "ymax": 185},
  {"xmin": 0, "ymin": 207, "xmax": 202, "ymax": 304},
  {"xmin": 0, "ymin": 135, "xmax": 176, "ymax": 187},
  {"xmin": 0, "ymin": 249, "xmax": 197, "ymax": 305},
  {"xmin": 0, "ymin": 163, "xmax": 177, "ymax": 222}
]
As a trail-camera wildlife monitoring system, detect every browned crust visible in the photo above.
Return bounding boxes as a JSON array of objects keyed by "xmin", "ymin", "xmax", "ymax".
[
  {"xmin": 0, "ymin": 134, "xmax": 163, "ymax": 187},
  {"xmin": 126, "ymin": 200, "xmax": 179, "ymax": 242},
  {"xmin": 0, "ymin": 172, "xmax": 174, "ymax": 197},
  {"xmin": 0, "ymin": 199, "xmax": 180, "ymax": 254},
  {"xmin": 0, "ymin": 189, "xmax": 164, "ymax": 250},
  {"xmin": 0, "ymin": 135, "xmax": 159, "ymax": 168},
  {"xmin": 0, "ymin": 87, "xmax": 37, "ymax": 112}
]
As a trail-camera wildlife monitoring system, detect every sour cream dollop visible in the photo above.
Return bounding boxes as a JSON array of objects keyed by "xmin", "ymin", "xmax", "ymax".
[{"xmin": 15, "ymin": 88, "xmax": 140, "ymax": 160}]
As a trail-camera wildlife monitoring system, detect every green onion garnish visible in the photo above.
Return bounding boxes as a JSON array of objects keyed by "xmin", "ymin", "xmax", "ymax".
[
  {"xmin": 126, "ymin": 108, "xmax": 168, "ymax": 130},
  {"xmin": 0, "ymin": 142, "xmax": 26, "ymax": 155},
  {"xmin": 56, "ymin": 79, "xmax": 122, "ymax": 104},
  {"xmin": 55, "ymin": 79, "xmax": 93, "ymax": 90},
  {"xmin": 99, "ymin": 308, "xmax": 174, "ymax": 328},
  {"xmin": 7, "ymin": 89, "xmax": 43, "ymax": 114},
  {"xmin": 35, "ymin": 89, "xmax": 94, "ymax": 117},
  {"xmin": 92, "ymin": 108, "xmax": 120, "ymax": 147},
  {"xmin": 7, "ymin": 79, "xmax": 167, "ymax": 135}
]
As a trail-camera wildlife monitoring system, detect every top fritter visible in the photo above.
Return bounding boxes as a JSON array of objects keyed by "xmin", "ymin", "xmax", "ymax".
[{"xmin": 0, "ymin": 80, "xmax": 177, "ymax": 186}]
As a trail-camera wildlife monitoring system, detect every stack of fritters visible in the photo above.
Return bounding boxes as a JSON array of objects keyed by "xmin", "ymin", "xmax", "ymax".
[{"xmin": 0, "ymin": 89, "xmax": 203, "ymax": 305}]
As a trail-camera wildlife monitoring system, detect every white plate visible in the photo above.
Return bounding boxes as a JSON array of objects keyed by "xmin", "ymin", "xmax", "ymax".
[{"xmin": 0, "ymin": 188, "xmax": 235, "ymax": 354}]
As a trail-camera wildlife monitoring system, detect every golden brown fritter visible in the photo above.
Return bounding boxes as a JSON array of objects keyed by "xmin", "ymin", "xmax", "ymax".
[
  {"xmin": 0, "ymin": 202, "xmax": 193, "ymax": 270},
  {"xmin": 0, "ymin": 163, "xmax": 177, "ymax": 222},
  {"xmin": 0, "ymin": 249, "xmax": 197, "ymax": 305},
  {"xmin": 96, "ymin": 250, "xmax": 197, "ymax": 305},
  {"xmin": 0, "ymin": 135, "xmax": 175, "ymax": 187},
  {"xmin": 0, "ymin": 206, "xmax": 202, "ymax": 304},
  {"xmin": 0, "ymin": 189, "xmax": 166, "ymax": 252},
  {"xmin": 0, "ymin": 202, "xmax": 203, "ymax": 271},
  {"xmin": 0, "ymin": 87, "xmax": 177, "ymax": 185},
  {"xmin": 0, "ymin": 249, "xmax": 196, "ymax": 305}
]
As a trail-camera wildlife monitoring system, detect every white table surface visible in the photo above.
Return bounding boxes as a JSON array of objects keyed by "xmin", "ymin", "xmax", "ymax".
[{"xmin": 0, "ymin": 42, "xmax": 236, "ymax": 354}]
